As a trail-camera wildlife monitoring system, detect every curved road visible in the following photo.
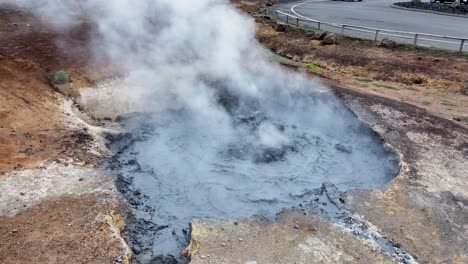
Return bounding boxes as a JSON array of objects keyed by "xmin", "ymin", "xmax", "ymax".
[{"xmin": 276, "ymin": 0, "xmax": 468, "ymax": 50}]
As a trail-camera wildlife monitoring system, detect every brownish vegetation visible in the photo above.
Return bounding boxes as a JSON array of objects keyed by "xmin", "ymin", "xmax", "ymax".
[
  {"xmin": 234, "ymin": 1, "xmax": 468, "ymax": 124},
  {"xmin": 256, "ymin": 21, "xmax": 468, "ymax": 123}
]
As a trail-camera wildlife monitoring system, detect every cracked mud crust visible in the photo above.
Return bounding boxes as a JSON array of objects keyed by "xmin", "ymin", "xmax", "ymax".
[{"xmin": 183, "ymin": 84, "xmax": 468, "ymax": 264}]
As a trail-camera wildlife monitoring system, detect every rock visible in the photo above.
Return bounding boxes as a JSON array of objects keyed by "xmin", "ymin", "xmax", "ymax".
[
  {"xmin": 305, "ymin": 31, "xmax": 321, "ymax": 40},
  {"xmin": 318, "ymin": 31, "xmax": 328, "ymax": 40},
  {"xmin": 132, "ymin": 245, "xmax": 141, "ymax": 255},
  {"xmin": 321, "ymin": 33, "xmax": 337, "ymax": 45},
  {"xmin": 462, "ymin": 82, "xmax": 468, "ymax": 96},
  {"xmin": 379, "ymin": 38, "xmax": 397, "ymax": 49},
  {"xmin": 274, "ymin": 23, "xmax": 286, "ymax": 32},
  {"xmin": 412, "ymin": 77, "xmax": 425, "ymax": 85}
]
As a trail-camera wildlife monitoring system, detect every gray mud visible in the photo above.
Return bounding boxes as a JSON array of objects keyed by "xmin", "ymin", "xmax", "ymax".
[{"xmin": 108, "ymin": 88, "xmax": 400, "ymax": 263}]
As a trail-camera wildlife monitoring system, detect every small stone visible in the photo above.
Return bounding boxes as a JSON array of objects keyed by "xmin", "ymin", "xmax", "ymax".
[
  {"xmin": 233, "ymin": 221, "xmax": 238, "ymax": 225},
  {"xmin": 132, "ymin": 245, "xmax": 141, "ymax": 255},
  {"xmin": 238, "ymin": 238, "xmax": 244, "ymax": 241},
  {"xmin": 318, "ymin": 31, "xmax": 328, "ymax": 40},
  {"xmin": 321, "ymin": 33, "xmax": 337, "ymax": 45},
  {"xmin": 19, "ymin": 192, "xmax": 25, "ymax": 196},
  {"xmin": 413, "ymin": 77, "xmax": 424, "ymax": 85},
  {"xmin": 78, "ymin": 177, "xmax": 84, "ymax": 181},
  {"xmin": 221, "ymin": 242, "xmax": 226, "ymax": 246},
  {"xmin": 11, "ymin": 229, "xmax": 18, "ymax": 233},
  {"xmin": 293, "ymin": 225, "xmax": 300, "ymax": 230},
  {"xmin": 200, "ymin": 255, "xmax": 206, "ymax": 259},
  {"xmin": 379, "ymin": 38, "xmax": 397, "ymax": 49},
  {"xmin": 274, "ymin": 23, "xmax": 286, "ymax": 32}
]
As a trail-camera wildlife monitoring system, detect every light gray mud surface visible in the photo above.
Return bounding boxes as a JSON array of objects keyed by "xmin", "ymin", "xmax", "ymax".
[{"xmin": 109, "ymin": 87, "xmax": 400, "ymax": 263}]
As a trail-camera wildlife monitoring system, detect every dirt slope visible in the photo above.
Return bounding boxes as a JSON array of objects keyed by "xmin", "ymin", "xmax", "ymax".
[{"xmin": 0, "ymin": 6, "xmax": 129, "ymax": 264}]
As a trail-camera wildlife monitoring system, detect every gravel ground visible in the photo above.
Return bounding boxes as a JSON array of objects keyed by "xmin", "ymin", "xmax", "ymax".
[{"xmin": 395, "ymin": 2, "xmax": 468, "ymax": 15}]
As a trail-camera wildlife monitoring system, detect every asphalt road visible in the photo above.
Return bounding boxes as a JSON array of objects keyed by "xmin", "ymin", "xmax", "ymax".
[{"xmin": 275, "ymin": 0, "xmax": 468, "ymax": 51}]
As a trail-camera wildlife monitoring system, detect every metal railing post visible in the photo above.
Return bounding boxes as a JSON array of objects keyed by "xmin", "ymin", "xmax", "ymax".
[{"xmin": 273, "ymin": 10, "xmax": 466, "ymax": 53}]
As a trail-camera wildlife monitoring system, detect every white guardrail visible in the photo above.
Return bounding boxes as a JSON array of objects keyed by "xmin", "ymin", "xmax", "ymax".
[{"xmin": 274, "ymin": 10, "xmax": 467, "ymax": 53}]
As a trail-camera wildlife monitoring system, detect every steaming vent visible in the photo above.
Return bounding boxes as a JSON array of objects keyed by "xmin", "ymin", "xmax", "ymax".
[
  {"xmin": 108, "ymin": 85, "xmax": 400, "ymax": 263},
  {"xmin": 13, "ymin": 0, "xmax": 401, "ymax": 262}
]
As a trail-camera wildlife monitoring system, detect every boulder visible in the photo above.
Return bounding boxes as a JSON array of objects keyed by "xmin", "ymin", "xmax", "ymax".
[
  {"xmin": 274, "ymin": 23, "xmax": 286, "ymax": 32},
  {"xmin": 306, "ymin": 31, "xmax": 322, "ymax": 40},
  {"xmin": 379, "ymin": 38, "xmax": 397, "ymax": 49},
  {"xmin": 321, "ymin": 33, "xmax": 337, "ymax": 45},
  {"xmin": 318, "ymin": 31, "xmax": 328, "ymax": 40}
]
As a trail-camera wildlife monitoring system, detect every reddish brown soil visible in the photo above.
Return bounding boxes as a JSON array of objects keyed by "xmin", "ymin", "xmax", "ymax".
[
  {"xmin": 0, "ymin": 7, "xmax": 127, "ymax": 264},
  {"xmin": 0, "ymin": 7, "xmax": 99, "ymax": 175},
  {"xmin": 0, "ymin": 195, "xmax": 127, "ymax": 264}
]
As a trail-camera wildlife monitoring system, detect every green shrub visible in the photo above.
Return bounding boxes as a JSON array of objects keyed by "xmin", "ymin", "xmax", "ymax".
[
  {"xmin": 306, "ymin": 64, "xmax": 321, "ymax": 73},
  {"xmin": 53, "ymin": 70, "xmax": 69, "ymax": 84},
  {"xmin": 355, "ymin": 77, "xmax": 373, "ymax": 83},
  {"xmin": 375, "ymin": 83, "xmax": 400, "ymax": 90},
  {"xmin": 440, "ymin": 99, "xmax": 456, "ymax": 106}
]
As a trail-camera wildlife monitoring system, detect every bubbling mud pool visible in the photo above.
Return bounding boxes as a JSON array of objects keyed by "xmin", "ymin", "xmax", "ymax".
[{"xmin": 108, "ymin": 87, "xmax": 400, "ymax": 263}]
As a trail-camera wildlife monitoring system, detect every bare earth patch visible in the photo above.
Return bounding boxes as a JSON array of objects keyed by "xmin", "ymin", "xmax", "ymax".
[
  {"xmin": 0, "ymin": 6, "xmax": 130, "ymax": 264},
  {"xmin": 0, "ymin": 195, "xmax": 129, "ymax": 264}
]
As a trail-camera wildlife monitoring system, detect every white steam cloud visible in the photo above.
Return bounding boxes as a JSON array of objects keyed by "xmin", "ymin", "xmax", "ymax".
[
  {"xmin": 16, "ymin": 0, "xmax": 268, "ymax": 111},
  {"xmin": 10, "ymin": 0, "xmax": 400, "ymax": 260},
  {"xmin": 14, "ymin": 0, "xmax": 310, "ymax": 145}
]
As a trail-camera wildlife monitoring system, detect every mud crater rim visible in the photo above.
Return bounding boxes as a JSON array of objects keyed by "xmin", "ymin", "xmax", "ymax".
[{"xmin": 107, "ymin": 89, "xmax": 401, "ymax": 263}]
